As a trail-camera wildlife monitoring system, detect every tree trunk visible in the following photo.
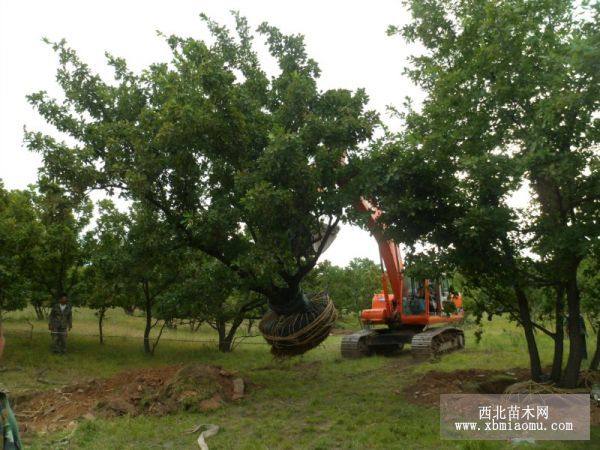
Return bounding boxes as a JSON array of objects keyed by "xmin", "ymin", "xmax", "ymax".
[
  {"xmin": 551, "ymin": 287, "xmax": 565, "ymax": 383},
  {"xmin": 190, "ymin": 320, "xmax": 202, "ymax": 332},
  {"xmin": 216, "ymin": 320, "xmax": 232, "ymax": 352},
  {"xmin": 150, "ymin": 321, "xmax": 166, "ymax": 355},
  {"xmin": 218, "ymin": 336, "xmax": 233, "ymax": 352},
  {"xmin": 515, "ymin": 286, "xmax": 543, "ymax": 381},
  {"xmin": 591, "ymin": 326, "xmax": 600, "ymax": 371},
  {"xmin": 143, "ymin": 282, "xmax": 152, "ymax": 355},
  {"xmin": 98, "ymin": 307, "xmax": 106, "ymax": 345},
  {"xmin": 34, "ymin": 304, "xmax": 46, "ymax": 320},
  {"xmin": 217, "ymin": 316, "xmax": 246, "ymax": 353},
  {"xmin": 561, "ymin": 273, "xmax": 583, "ymax": 388}
]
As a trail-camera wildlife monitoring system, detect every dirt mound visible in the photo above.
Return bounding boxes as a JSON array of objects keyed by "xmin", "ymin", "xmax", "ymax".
[
  {"xmin": 13, "ymin": 364, "xmax": 247, "ymax": 434},
  {"xmin": 401, "ymin": 368, "xmax": 530, "ymax": 407},
  {"xmin": 402, "ymin": 368, "xmax": 600, "ymax": 426}
]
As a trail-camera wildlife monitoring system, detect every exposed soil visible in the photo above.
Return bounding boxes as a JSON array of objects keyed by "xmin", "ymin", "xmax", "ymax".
[
  {"xmin": 400, "ymin": 368, "xmax": 531, "ymax": 407},
  {"xmin": 12, "ymin": 364, "xmax": 248, "ymax": 434},
  {"xmin": 401, "ymin": 368, "xmax": 600, "ymax": 426}
]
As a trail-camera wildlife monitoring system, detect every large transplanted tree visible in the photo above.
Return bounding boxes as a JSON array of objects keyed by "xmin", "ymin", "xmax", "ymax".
[
  {"xmin": 364, "ymin": 0, "xmax": 599, "ymax": 386},
  {"xmin": 26, "ymin": 13, "xmax": 376, "ymax": 354}
]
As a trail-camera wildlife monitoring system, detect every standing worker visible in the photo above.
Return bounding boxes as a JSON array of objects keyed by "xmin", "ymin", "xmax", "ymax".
[
  {"xmin": 49, "ymin": 293, "xmax": 73, "ymax": 354},
  {"xmin": 0, "ymin": 322, "xmax": 23, "ymax": 449}
]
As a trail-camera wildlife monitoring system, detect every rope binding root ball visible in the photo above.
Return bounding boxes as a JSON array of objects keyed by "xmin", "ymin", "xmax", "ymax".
[{"xmin": 259, "ymin": 291, "xmax": 337, "ymax": 356}]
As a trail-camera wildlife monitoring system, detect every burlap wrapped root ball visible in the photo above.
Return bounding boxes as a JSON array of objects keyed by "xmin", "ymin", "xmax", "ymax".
[{"xmin": 259, "ymin": 292, "xmax": 338, "ymax": 356}]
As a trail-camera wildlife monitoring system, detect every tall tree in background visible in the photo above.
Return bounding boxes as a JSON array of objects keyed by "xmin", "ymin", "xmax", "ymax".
[
  {"xmin": 153, "ymin": 253, "xmax": 233, "ymax": 350},
  {"xmin": 85, "ymin": 199, "xmax": 263, "ymax": 353},
  {"xmin": 158, "ymin": 258, "xmax": 265, "ymax": 352},
  {"xmin": 121, "ymin": 203, "xmax": 189, "ymax": 355},
  {"xmin": 302, "ymin": 258, "xmax": 380, "ymax": 313},
  {"xmin": 27, "ymin": 13, "xmax": 376, "ymax": 354},
  {"xmin": 27, "ymin": 180, "xmax": 92, "ymax": 319},
  {"xmin": 80, "ymin": 200, "xmax": 131, "ymax": 344},
  {"xmin": 581, "ymin": 251, "xmax": 600, "ymax": 370},
  {"xmin": 364, "ymin": 0, "xmax": 599, "ymax": 386},
  {"xmin": 0, "ymin": 182, "xmax": 41, "ymax": 317}
]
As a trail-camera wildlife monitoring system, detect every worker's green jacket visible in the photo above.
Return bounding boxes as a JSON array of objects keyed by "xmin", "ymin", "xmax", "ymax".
[
  {"xmin": 0, "ymin": 385, "xmax": 22, "ymax": 450},
  {"xmin": 49, "ymin": 303, "xmax": 72, "ymax": 330}
]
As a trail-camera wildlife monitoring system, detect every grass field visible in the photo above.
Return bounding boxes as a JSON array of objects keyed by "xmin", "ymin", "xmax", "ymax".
[{"xmin": 0, "ymin": 307, "xmax": 598, "ymax": 449}]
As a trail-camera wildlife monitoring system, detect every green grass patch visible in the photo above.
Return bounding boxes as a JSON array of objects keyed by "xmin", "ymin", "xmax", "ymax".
[{"xmin": 1, "ymin": 308, "xmax": 597, "ymax": 449}]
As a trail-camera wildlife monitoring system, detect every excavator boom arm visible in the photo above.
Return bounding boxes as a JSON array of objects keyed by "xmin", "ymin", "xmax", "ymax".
[{"xmin": 357, "ymin": 198, "xmax": 404, "ymax": 315}]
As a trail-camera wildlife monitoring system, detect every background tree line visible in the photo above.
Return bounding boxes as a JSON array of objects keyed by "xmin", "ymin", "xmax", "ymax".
[
  {"xmin": 302, "ymin": 258, "xmax": 381, "ymax": 314},
  {"xmin": 0, "ymin": 181, "xmax": 266, "ymax": 353},
  {"xmin": 0, "ymin": 179, "xmax": 381, "ymax": 352}
]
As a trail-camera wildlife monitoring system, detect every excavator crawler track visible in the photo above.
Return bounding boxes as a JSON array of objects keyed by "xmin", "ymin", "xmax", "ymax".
[
  {"xmin": 341, "ymin": 330, "xmax": 374, "ymax": 358},
  {"xmin": 410, "ymin": 327, "xmax": 464, "ymax": 359}
]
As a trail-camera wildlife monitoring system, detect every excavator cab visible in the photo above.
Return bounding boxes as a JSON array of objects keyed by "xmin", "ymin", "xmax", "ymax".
[
  {"xmin": 403, "ymin": 278, "xmax": 426, "ymax": 316},
  {"xmin": 344, "ymin": 271, "xmax": 465, "ymax": 358},
  {"xmin": 428, "ymin": 279, "xmax": 450, "ymax": 317},
  {"xmin": 362, "ymin": 276, "xmax": 463, "ymax": 323}
]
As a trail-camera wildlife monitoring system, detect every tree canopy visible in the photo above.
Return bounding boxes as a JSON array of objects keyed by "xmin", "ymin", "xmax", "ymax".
[
  {"xmin": 360, "ymin": 0, "xmax": 599, "ymax": 386},
  {"xmin": 26, "ymin": 14, "xmax": 377, "ymax": 327},
  {"xmin": 0, "ymin": 183, "xmax": 41, "ymax": 316},
  {"xmin": 28, "ymin": 180, "xmax": 92, "ymax": 315}
]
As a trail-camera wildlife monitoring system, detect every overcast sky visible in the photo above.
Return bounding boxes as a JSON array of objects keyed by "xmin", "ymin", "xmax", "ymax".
[{"xmin": 0, "ymin": 0, "xmax": 425, "ymax": 266}]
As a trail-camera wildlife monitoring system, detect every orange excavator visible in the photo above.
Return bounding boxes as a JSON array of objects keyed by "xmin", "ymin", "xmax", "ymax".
[{"xmin": 341, "ymin": 199, "xmax": 465, "ymax": 358}]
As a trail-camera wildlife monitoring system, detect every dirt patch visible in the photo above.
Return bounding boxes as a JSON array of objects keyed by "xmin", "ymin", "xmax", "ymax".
[
  {"xmin": 401, "ymin": 368, "xmax": 600, "ymax": 426},
  {"xmin": 12, "ymin": 364, "xmax": 248, "ymax": 434},
  {"xmin": 400, "ymin": 368, "xmax": 530, "ymax": 407}
]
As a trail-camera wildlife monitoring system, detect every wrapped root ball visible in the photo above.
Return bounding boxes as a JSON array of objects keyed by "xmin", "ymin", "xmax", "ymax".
[{"xmin": 259, "ymin": 292, "xmax": 337, "ymax": 356}]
